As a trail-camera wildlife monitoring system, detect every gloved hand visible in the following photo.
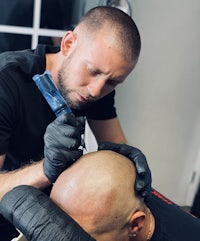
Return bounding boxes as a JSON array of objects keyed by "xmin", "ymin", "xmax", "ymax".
[
  {"xmin": 0, "ymin": 185, "xmax": 95, "ymax": 241},
  {"xmin": 44, "ymin": 113, "xmax": 85, "ymax": 183},
  {"xmin": 98, "ymin": 142, "xmax": 152, "ymax": 199}
]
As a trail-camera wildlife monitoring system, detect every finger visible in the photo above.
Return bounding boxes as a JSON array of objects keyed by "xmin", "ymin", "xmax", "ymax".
[
  {"xmin": 45, "ymin": 148, "xmax": 83, "ymax": 163},
  {"xmin": 98, "ymin": 142, "xmax": 116, "ymax": 150},
  {"xmin": 76, "ymin": 116, "xmax": 86, "ymax": 134},
  {"xmin": 133, "ymin": 156, "xmax": 147, "ymax": 174},
  {"xmin": 134, "ymin": 178, "xmax": 146, "ymax": 191},
  {"xmin": 55, "ymin": 112, "xmax": 76, "ymax": 125},
  {"xmin": 98, "ymin": 142, "xmax": 127, "ymax": 153}
]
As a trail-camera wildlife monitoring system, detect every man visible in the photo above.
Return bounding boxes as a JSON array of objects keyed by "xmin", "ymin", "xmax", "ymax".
[
  {"xmin": 1, "ymin": 146, "xmax": 200, "ymax": 240},
  {"xmin": 0, "ymin": 6, "xmax": 149, "ymax": 240}
]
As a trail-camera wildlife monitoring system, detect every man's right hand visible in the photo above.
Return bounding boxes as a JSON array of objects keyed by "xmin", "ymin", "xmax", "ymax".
[{"xmin": 43, "ymin": 113, "xmax": 85, "ymax": 183}]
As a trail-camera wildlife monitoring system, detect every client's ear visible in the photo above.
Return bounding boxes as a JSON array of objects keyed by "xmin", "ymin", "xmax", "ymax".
[{"xmin": 128, "ymin": 211, "xmax": 145, "ymax": 238}]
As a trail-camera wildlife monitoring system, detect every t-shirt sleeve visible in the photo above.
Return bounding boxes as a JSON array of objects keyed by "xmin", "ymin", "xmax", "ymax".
[
  {"xmin": 0, "ymin": 73, "xmax": 19, "ymax": 154},
  {"xmin": 74, "ymin": 90, "xmax": 117, "ymax": 120}
]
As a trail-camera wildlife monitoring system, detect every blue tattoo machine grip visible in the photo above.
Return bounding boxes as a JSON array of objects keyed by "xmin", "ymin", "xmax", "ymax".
[
  {"xmin": 32, "ymin": 70, "xmax": 72, "ymax": 116},
  {"xmin": 32, "ymin": 70, "xmax": 86, "ymax": 149}
]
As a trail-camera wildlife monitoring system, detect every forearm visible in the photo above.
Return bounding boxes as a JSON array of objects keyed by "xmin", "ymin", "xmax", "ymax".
[
  {"xmin": 88, "ymin": 118, "xmax": 128, "ymax": 144},
  {"xmin": 0, "ymin": 186, "xmax": 96, "ymax": 241},
  {"xmin": 0, "ymin": 160, "xmax": 50, "ymax": 200}
]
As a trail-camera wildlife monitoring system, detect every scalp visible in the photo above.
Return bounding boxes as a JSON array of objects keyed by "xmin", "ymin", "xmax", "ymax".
[{"xmin": 51, "ymin": 150, "xmax": 139, "ymax": 234}]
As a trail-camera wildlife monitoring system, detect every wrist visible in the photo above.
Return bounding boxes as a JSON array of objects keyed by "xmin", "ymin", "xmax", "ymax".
[{"xmin": 28, "ymin": 160, "xmax": 51, "ymax": 189}]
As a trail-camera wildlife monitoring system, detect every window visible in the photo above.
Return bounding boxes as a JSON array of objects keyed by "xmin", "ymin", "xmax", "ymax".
[{"xmin": 0, "ymin": 0, "xmax": 72, "ymax": 52}]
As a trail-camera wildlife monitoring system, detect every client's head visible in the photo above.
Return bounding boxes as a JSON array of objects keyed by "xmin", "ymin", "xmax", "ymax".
[{"xmin": 50, "ymin": 150, "xmax": 152, "ymax": 241}]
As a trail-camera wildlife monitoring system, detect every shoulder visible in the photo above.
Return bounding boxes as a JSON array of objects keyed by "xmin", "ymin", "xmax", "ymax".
[{"xmin": 0, "ymin": 44, "xmax": 59, "ymax": 76}]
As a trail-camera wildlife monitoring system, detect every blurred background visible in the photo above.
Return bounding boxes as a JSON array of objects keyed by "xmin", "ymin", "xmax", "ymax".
[
  {"xmin": 0, "ymin": 0, "xmax": 200, "ymax": 211},
  {"xmin": 115, "ymin": 0, "xmax": 200, "ymax": 209}
]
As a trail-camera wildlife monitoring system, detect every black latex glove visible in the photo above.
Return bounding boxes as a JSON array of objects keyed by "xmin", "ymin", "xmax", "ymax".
[
  {"xmin": 0, "ymin": 185, "xmax": 95, "ymax": 241},
  {"xmin": 98, "ymin": 142, "xmax": 152, "ymax": 199},
  {"xmin": 44, "ymin": 113, "xmax": 85, "ymax": 183}
]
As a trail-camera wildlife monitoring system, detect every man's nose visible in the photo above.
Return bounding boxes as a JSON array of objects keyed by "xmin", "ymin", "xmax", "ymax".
[{"xmin": 87, "ymin": 77, "xmax": 107, "ymax": 98}]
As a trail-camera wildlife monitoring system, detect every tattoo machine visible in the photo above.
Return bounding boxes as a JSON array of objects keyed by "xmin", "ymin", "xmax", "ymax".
[
  {"xmin": 32, "ymin": 70, "xmax": 86, "ymax": 148},
  {"xmin": 32, "ymin": 70, "xmax": 72, "ymax": 116}
]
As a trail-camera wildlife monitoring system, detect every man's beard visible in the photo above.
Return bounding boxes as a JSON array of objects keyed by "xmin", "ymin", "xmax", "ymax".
[{"xmin": 57, "ymin": 69, "xmax": 92, "ymax": 110}]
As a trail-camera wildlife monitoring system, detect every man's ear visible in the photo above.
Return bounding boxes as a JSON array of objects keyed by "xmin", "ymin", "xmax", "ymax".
[
  {"xmin": 128, "ymin": 211, "xmax": 145, "ymax": 237},
  {"xmin": 60, "ymin": 31, "xmax": 77, "ymax": 56}
]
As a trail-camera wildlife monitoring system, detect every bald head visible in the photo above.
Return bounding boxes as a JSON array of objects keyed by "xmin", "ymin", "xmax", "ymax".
[
  {"xmin": 50, "ymin": 150, "xmax": 144, "ymax": 238},
  {"xmin": 74, "ymin": 6, "xmax": 141, "ymax": 62}
]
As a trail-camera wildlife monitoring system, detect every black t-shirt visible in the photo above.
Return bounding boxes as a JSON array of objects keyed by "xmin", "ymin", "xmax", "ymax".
[
  {"xmin": 146, "ymin": 189, "xmax": 200, "ymax": 241},
  {"xmin": 0, "ymin": 45, "xmax": 117, "ymax": 170}
]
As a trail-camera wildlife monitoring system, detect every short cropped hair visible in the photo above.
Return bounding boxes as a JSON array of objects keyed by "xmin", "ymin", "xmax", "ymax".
[{"xmin": 78, "ymin": 6, "xmax": 141, "ymax": 61}]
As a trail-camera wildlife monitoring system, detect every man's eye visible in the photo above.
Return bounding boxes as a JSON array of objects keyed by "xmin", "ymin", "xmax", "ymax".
[{"xmin": 88, "ymin": 68, "xmax": 100, "ymax": 76}]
